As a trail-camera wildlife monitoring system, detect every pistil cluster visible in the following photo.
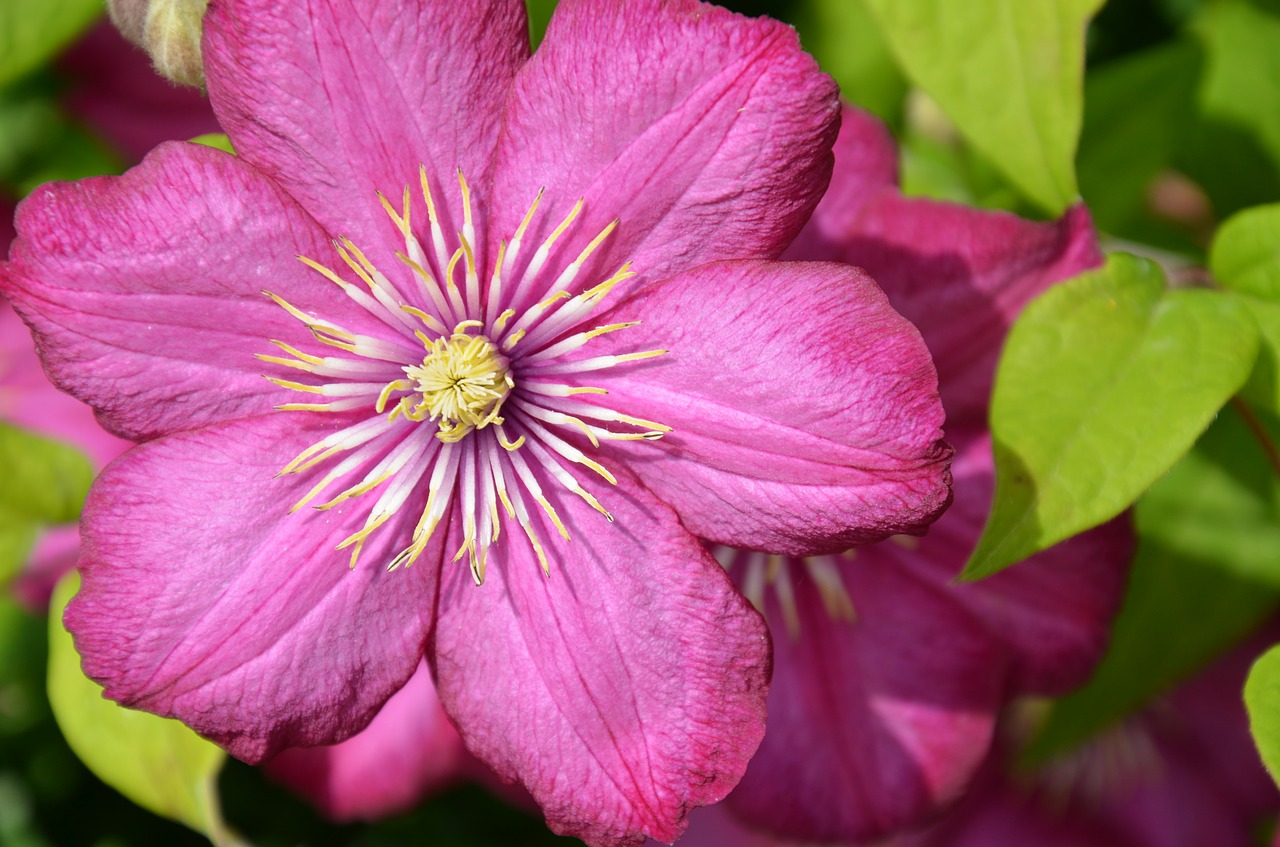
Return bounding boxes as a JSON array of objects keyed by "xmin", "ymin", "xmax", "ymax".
[{"xmin": 259, "ymin": 168, "xmax": 668, "ymax": 583}]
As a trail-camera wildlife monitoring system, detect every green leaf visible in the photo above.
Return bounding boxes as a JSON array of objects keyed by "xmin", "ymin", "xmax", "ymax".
[
  {"xmin": 863, "ymin": 0, "xmax": 1099, "ymax": 214},
  {"xmin": 1028, "ymin": 404, "xmax": 1280, "ymax": 759},
  {"xmin": 965, "ymin": 253, "xmax": 1260, "ymax": 579},
  {"xmin": 1176, "ymin": 0, "xmax": 1280, "ymax": 216},
  {"xmin": 0, "ymin": 422, "xmax": 94, "ymax": 525},
  {"xmin": 1077, "ymin": 40, "xmax": 1203, "ymax": 233},
  {"xmin": 1212, "ymin": 203, "xmax": 1280, "ymax": 300},
  {"xmin": 0, "ymin": 0, "xmax": 101, "ymax": 88},
  {"xmin": 1247, "ymin": 642, "xmax": 1280, "ymax": 788},
  {"xmin": 1211, "ymin": 204, "xmax": 1280, "ymax": 413},
  {"xmin": 526, "ymin": 0, "xmax": 556, "ymax": 48},
  {"xmin": 0, "ymin": 518, "xmax": 38, "ymax": 586},
  {"xmin": 791, "ymin": 0, "xmax": 908, "ymax": 126},
  {"xmin": 47, "ymin": 572, "xmax": 237, "ymax": 844},
  {"xmin": 189, "ymin": 133, "xmax": 236, "ymax": 155}
]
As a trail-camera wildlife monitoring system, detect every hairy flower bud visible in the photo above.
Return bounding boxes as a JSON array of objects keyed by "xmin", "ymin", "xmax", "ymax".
[{"xmin": 107, "ymin": 0, "xmax": 209, "ymax": 88}]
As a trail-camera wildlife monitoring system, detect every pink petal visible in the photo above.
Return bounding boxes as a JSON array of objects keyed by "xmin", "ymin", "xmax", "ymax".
[
  {"xmin": 595, "ymin": 260, "xmax": 951, "ymax": 554},
  {"xmin": 0, "ymin": 142, "xmax": 383, "ymax": 442},
  {"xmin": 788, "ymin": 107, "xmax": 1101, "ymax": 428},
  {"xmin": 489, "ymin": 0, "xmax": 839, "ymax": 288},
  {"xmin": 430, "ymin": 469, "xmax": 770, "ymax": 847},
  {"xmin": 66, "ymin": 414, "xmax": 441, "ymax": 762},
  {"xmin": 265, "ymin": 660, "xmax": 465, "ymax": 821},
  {"xmin": 724, "ymin": 554, "xmax": 1007, "ymax": 844},
  {"xmin": 891, "ymin": 432, "xmax": 1132, "ymax": 695},
  {"xmin": 203, "ymin": 0, "xmax": 528, "ymax": 258}
]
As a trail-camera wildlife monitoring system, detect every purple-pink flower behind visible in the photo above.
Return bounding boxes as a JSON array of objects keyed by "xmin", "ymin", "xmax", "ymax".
[
  {"xmin": 689, "ymin": 106, "xmax": 1133, "ymax": 845},
  {"xmin": 0, "ymin": 3, "xmax": 954, "ymax": 844}
]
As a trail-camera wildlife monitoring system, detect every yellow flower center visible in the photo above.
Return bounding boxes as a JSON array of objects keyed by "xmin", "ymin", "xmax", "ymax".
[{"xmin": 393, "ymin": 321, "xmax": 513, "ymax": 442}]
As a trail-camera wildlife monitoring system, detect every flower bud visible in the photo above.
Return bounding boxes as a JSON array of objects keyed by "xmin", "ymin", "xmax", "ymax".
[{"xmin": 108, "ymin": 0, "xmax": 209, "ymax": 88}]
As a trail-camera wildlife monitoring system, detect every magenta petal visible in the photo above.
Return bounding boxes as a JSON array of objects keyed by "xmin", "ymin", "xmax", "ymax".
[
  {"xmin": 431, "ymin": 470, "xmax": 770, "ymax": 847},
  {"xmin": 66, "ymin": 414, "xmax": 441, "ymax": 762},
  {"xmin": 489, "ymin": 0, "xmax": 839, "ymax": 286},
  {"xmin": 892, "ymin": 433, "xmax": 1133, "ymax": 694},
  {"xmin": 788, "ymin": 108, "xmax": 1101, "ymax": 428},
  {"xmin": 265, "ymin": 660, "xmax": 465, "ymax": 821},
  {"xmin": 597, "ymin": 260, "xmax": 951, "ymax": 555},
  {"xmin": 0, "ymin": 143, "xmax": 373, "ymax": 441},
  {"xmin": 725, "ymin": 555, "xmax": 1006, "ymax": 844},
  {"xmin": 204, "ymin": 0, "xmax": 528, "ymax": 256}
]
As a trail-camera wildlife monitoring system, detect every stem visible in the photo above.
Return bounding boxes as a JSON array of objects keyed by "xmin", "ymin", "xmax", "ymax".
[{"xmin": 1231, "ymin": 397, "xmax": 1280, "ymax": 477}]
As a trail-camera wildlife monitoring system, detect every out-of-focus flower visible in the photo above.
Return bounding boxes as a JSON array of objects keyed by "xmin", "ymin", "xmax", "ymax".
[
  {"xmin": 58, "ymin": 22, "xmax": 219, "ymax": 161},
  {"xmin": 107, "ymin": 0, "xmax": 209, "ymax": 88},
  {"xmin": 663, "ymin": 630, "xmax": 1278, "ymax": 847},
  {"xmin": 0, "ymin": 3, "xmax": 954, "ymax": 843},
  {"xmin": 699, "ymin": 107, "xmax": 1133, "ymax": 844},
  {"xmin": 264, "ymin": 661, "xmax": 466, "ymax": 822}
]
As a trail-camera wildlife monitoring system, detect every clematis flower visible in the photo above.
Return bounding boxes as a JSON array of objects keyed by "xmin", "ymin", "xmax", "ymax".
[
  {"xmin": 690, "ymin": 106, "xmax": 1133, "ymax": 844},
  {"xmin": 665, "ymin": 625, "xmax": 1280, "ymax": 847},
  {"xmin": 0, "ymin": 3, "xmax": 953, "ymax": 844}
]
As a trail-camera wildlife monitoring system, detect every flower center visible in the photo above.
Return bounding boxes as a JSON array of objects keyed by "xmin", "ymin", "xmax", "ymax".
[{"xmin": 393, "ymin": 321, "xmax": 512, "ymax": 441}]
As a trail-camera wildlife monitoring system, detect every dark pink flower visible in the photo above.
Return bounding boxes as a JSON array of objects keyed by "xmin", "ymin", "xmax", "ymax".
[
  {"xmin": 264, "ymin": 660, "xmax": 467, "ymax": 822},
  {"xmin": 0, "ymin": 4, "xmax": 952, "ymax": 843},
  {"xmin": 700, "ymin": 107, "xmax": 1134, "ymax": 844}
]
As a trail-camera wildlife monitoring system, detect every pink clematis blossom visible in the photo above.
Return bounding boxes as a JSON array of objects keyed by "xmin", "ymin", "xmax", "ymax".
[
  {"xmin": 665, "ymin": 627, "xmax": 1280, "ymax": 847},
  {"xmin": 693, "ymin": 106, "xmax": 1133, "ymax": 844},
  {"xmin": 0, "ymin": 3, "xmax": 953, "ymax": 844}
]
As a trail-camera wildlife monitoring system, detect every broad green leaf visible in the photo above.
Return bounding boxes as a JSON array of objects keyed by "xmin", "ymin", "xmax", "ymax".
[
  {"xmin": 1212, "ymin": 203, "xmax": 1280, "ymax": 300},
  {"xmin": 0, "ymin": 0, "xmax": 101, "ymax": 88},
  {"xmin": 965, "ymin": 253, "xmax": 1259, "ymax": 579},
  {"xmin": 47, "ymin": 573, "xmax": 237, "ymax": 844},
  {"xmin": 1247, "ymin": 643, "xmax": 1280, "ymax": 787},
  {"xmin": 1077, "ymin": 40, "xmax": 1203, "ymax": 233},
  {"xmin": 189, "ymin": 133, "xmax": 236, "ymax": 155},
  {"xmin": 0, "ymin": 422, "xmax": 94, "ymax": 525},
  {"xmin": 1028, "ymin": 405, "xmax": 1280, "ymax": 759},
  {"xmin": 792, "ymin": 0, "xmax": 908, "ymax": 125},
  {"xmin": 863, "ymin": 0, "xmax": 1099, "ymax": 214},
  {"xmin": 1212, "ymin": 204, "xmax": 1280, "ymax": 412}
]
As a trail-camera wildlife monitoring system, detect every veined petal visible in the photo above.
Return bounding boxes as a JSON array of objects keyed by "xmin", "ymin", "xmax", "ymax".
[
  {"xmin": 431, "ymin": 469, "xmax": 770, "ymax": 847},
  {"xmin": 725, "ymin": 555, "xmax": 1006, "ymax": 844},
  {"xmin": 789, "ymin": 106, "xmax": 1101, "ymax": 428},
  {"xmin": 594, "ymin": 260, "xmax": 951, "ymax": 555},
  {"xmin": 490, "ymin": 0, "xmax": 839, "ymax": 293},
  {"xmin": 264, "ymin": 660, "xmax": 465, "ymax": 821},
  {"xmin": 0, "ymin": 143, "xmax": 385, "ymax": 442},
  {"xmin": 889, "ymin": 432, "xmax": 1133, "ymax": 695},
  {"xmin": 66, "ymin": 414, "xmax": 442, "ymax": 762},
  {"xmin": 204, "ymin": 0, "xmax": 529, "ymax": 259}
]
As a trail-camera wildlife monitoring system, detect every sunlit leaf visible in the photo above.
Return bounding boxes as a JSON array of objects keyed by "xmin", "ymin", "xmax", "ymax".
[
  {"xmin": 863, "ymin": 0, "xmax": 1100, "ymax": 214},
  {"xmin": 1212, "ymin": 204, "xmax": 1280, "ymax": 413},
  {"xmin": 189, "ymin": 133, "xmax": 236, "ymax": 155},
  {"xmin": 965, "ymin": 253, "xmax": 1259, "ymax": 578},
  {"xmin": 47, "ymin": 572, "xmax": 238, "ymax": 845},
  {"xmin": 1246, "ymin": 642, "xmax": 1280, "ymax": 788},
  {"xmin": 0, "ymin": 0, "xmax": 101, "ymax": 88}
]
